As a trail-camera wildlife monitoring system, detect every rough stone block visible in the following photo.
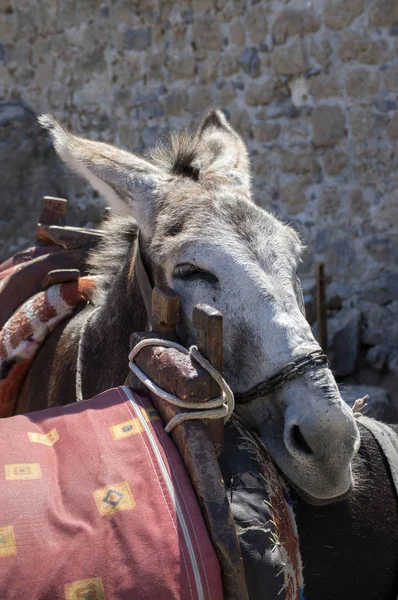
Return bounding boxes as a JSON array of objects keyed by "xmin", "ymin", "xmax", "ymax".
[
  {"xmin": 386, "ymin": 111, "xmax": 398, "ymax": 140},
  {"xmin": 350, "ymin": 188, "xmax": 368, "ymax": 215},
  {"xmin": 345, "ymin": 68, "xmax": 381, "ymax": 98},
  {"xmin": 383, "ymin": 63, "xmax": 398, "ymax": 93},
  {"xmin": 312, "ymin": 105, "xmax": 346, "ymax": 147},
  {"xmin": 314, "ymin": 227, "xmax": 332, "ymax": 253},
  {"xmin": 366, "ymin": 345, "xmax": 389, "ymax": 372},
  {"xmin": 365, "ymin": 236, "xmax": 397, "ymax": 262},
  {"xmin": 168, "ymin": 54, "xmax": 196, "ymax": 79},
  {"xmin": 75, "ymin": 48, "xmax": 105, "ymax": 75},
  {"xmin": 369, "ymin": 0, "xmax": 398, "ymax": 27},
  {"xmin": 199, "ymin": 56, "xmax": 220, "ymax": 82},
  {"xmin": 123, "ymin": 27, "xmax": 151, "ymax": 51},
  {"xmin": 323, "ymin": 0, "xmax": 364, "ymax": 30},
  {"xmin": 188, "ymin": 85, "xmax": 213, "ymax": 113},
  {"xmin": 216, "ymin": 81, "xmax": 236, "ymax": 106},
  {"xmin": 328, "ymin": 308, "xmax": 361, "ymax": 377},
  {"xmin": 134, "ymin": 93, "xmax": 164, "ymax": 119},
  {"xmin": 220, "ymin": 51, "xmax": 240, "ymax": 77},
  {"xmin": 279, "ymin": 179, "xmax": 307, "ymax": 215},
  {"xmin": 0, "ymin": 102, "xmax": 34, "ymax": 125},
  {"xmin": 230, "ymin": 19, "xmax": 245, "ymax": 46},
  {"xmin": 349, "ymin": 106, "xmax": 373, "ymax": 142},
  {"xmin": 163, "ymin": 88, "xmax": 188, "ymax": 116},
  {"xmin": 319, "ymin": 186, "xmax": 341, "ymax": 216},
  {"xmin": 388, "ymin": 351, "xmax": 398, "ymax": 377},
  {"xmin": 272, "ymin": 9, "xmax": 320, "ymax": 45},
  {"xmin": 280, "ymin": 149, "xmax": 321, "ymax": 176},
  {"xmin": 370, "ymin": 273, "xmax": 398, "ymax": 305},
  {"xmin": 374, "ymin": 99, "xmax": 397, "ymax": 113},
  {"xmin": 117, "ymin": 123, "xmax": 141, "ymax": 150},
  {"xmin": 373, "ymin": 189, "xmax": 398, "ymax": 231},
  {"xmin": 324, "ymin": 236, "xmax": 357, "ymax": 276},
  {"xmin": 263, "ymin": 99, "xmax": 299, "ymax": 119},
  {"xmin": 272, "ymin": 37, "xmax": 308, "ymax": 75},
  {"xmin": 191, "ymin": 0, "xmax": 216, "ymax": 10},
  {"xmin": 245, "ymin": 78, "xmax": 280, "ymax": 106},
  {"xmin": 253, "ymin": 122, "xmax": 281, "ymax": 142},
  {"xmin": 310, "ymin": 38, "xmax": 333, "ymax": 68},
  {"xmin": 324, "ymin": 149, "xmax": 347, "ymax": 176},
  {"xmin": 142, "ymin": 125, "xmax": 162, "ymax": 149},
  {"xmin": 355, "ymin": 145, "xmax": 398, "ymax": 186},
  {"xmin": 339, "ymin": 32, "xmax": 389, "ymax": 64},
  {"xmin": 362, "ymin": 303, "xmax": 395, "ymax": 345},
  {"xmin": 244, "ymin": 5, "xmax": 267, "ymax": 45},
  {"xmin": 251, "ymin": 151, "xmax": 275, "ymax": 178},
  {"xmin": 192, "ymin": 16, "xmax": 222, "ymax": 51},
  {"xmin": 146, "ymin": 53, "xmax": 164, "ymax": 80},
  {"xmin": 310, "ymin": 72, "xmax": 341, "ymax": 99},
  {"xmin": 228, "ymin": 106, "xmax": 252, "ymax": 138},
  {"xmin": 240, "ymin": 47, "xmax": 261, "ymax": 78}
]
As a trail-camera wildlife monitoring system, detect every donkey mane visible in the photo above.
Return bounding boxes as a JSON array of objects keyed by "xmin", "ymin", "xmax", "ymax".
[
  {"xmin": 149, "ymin": 130, "xmax": 201, "ymax": 181},
  {"xmin": 88, "ymin": 215, "xmax": 137, "ymax": 302}
]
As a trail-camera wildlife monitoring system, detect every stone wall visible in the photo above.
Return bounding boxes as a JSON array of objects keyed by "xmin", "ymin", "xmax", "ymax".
[{"xmin": 1, "ymin": 0, "xmax": 397, "ymax": 395}]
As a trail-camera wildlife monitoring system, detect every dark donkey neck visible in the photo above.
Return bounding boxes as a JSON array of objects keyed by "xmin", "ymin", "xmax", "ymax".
[
  {"xmin": 77, "ymin": 242, "xmax": 148, "ymax": 399},
  {"xmin": 17, "ymin": 235, "xmax": 148, "ymax": 413}
]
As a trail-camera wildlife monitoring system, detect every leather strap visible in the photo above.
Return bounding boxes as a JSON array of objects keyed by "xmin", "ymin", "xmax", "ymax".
[{"xmin": 134, "ymin": 233, "xmax": 153, "ymax": 329}]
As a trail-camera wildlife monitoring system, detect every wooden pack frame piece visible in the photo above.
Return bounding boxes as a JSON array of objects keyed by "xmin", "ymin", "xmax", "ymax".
[
  {"xmin": 126, "ymin": 288, "xmax": 248, "ymax": 600},
  {"xmin": 37, "ymin": 196, "xmax": 104, "ymax": 249},
  {"xmin": 0, "ymin": 197, "xmax": 104, "ymax": 328}
]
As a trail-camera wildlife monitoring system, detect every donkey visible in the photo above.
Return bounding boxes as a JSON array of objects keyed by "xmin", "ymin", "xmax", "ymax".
[{"xmin": 18, "ymin": 110, "xmax": 359, "ymax": 506}]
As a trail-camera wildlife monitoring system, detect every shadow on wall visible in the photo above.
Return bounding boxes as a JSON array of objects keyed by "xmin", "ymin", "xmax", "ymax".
[{"xmin": 0, "ymin": 102, "xmax": 103, "ymax": 261}]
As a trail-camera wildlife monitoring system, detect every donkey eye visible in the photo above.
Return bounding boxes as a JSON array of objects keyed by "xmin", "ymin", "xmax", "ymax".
[
  {"xmin": 174, "ymin": 263, "xmax": 200, "ymax": 277},
  {"xmin": 173, "ymin": 263, "xmax": 218, "ymax": 284}
]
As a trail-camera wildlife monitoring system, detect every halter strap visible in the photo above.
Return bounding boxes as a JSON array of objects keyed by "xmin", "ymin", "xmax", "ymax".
[
  {"xmin": 134, "ymin": 232, "xmax": 154, "ymax": 329},
  {"xmin": 234, "ymin": 350, "xmax": 329, "ymax": 405}
]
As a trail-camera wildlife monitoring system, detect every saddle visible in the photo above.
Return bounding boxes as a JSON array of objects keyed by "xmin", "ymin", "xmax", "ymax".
[{"xmin": 0, "ymin": 198, "xmax": 102, "ymax": 416}]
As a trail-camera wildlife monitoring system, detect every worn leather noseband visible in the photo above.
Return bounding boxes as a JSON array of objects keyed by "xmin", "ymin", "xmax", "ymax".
[{"xmin": 234, "ymin": 350, "xmax": 330, "ymax": 405}]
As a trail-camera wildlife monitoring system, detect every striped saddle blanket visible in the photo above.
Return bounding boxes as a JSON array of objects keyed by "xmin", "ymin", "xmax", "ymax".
[
  {"xmin": 0, "ymin": 247, "xmax": 97, "ymax": 418},
  {"xmin": 0, "ymin": 386, "xmax": 222, "ymax": 600}
]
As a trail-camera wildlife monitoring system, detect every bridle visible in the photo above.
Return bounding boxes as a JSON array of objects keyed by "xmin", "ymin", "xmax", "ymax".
[
  {"xmin": 234, "ymin": 350, "xmax": 329, "ymax": 405},
  {"xmin": 134, "ymin": 234, "xmax": 330, "ymax": 405}
]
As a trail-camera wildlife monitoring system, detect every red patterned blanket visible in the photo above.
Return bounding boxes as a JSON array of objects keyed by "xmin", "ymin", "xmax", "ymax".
[{"xmin": 0, "ymin": 386, "xmax": 222, "ymax": 599}]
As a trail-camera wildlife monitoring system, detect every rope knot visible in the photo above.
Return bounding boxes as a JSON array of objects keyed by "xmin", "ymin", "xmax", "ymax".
[
  {"xmin": 128, "ymin": 338, "xmax": 234, "ymax": 433},
  {"xmin": 352, "ymin": 395, "xmax": 368, "ymax": 418}
]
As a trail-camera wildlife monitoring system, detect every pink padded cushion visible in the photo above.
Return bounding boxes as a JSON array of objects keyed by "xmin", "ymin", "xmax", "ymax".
[{"xmin": 0, "ymin": 387, "xmax": 223, "ymax": 600}]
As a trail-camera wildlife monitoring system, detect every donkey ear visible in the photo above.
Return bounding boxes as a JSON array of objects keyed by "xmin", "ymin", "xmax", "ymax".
[
  {"xmin": 197, "ymin": 109, "xmax": 251, "ymax": 187},
  {"xmin": 39, "ymin": 115, "xmax": 163, "ymax": 237}
]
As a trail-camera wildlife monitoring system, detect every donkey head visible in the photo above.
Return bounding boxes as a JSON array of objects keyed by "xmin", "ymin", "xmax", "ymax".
[{"xmin": 40, "ymin": 110, "xmax": 360, "ymax": 505}]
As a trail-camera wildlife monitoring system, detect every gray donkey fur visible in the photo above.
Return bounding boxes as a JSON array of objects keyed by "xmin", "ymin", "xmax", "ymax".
[{"xmin": 37, "ymin": 110, "xmax": 360, "ymax": 505}]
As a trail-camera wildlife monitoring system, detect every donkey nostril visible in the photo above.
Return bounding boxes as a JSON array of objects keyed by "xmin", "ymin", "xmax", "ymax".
[{"xmin": 291, "ymin": 425, "xmax": 313, "ymax": 455}]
